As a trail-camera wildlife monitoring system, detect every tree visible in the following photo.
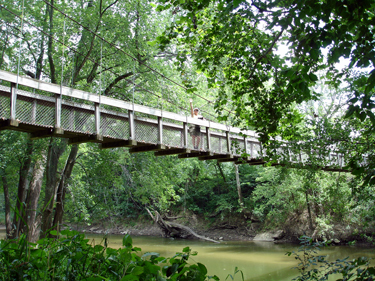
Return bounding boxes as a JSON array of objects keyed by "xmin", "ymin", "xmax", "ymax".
[
  {"xmin": 153, "ymin": 0, "xmax": 375, "ymax": 188},
  {"xmin": 0, "ymin": 0, "xmax": 183, "ymax": 239}
]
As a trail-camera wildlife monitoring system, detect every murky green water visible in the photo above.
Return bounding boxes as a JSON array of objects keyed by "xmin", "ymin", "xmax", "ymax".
[
  {"xmin": 83, "ymin": 234, "xmax": 375, "ymax": 281},
  {"xmin": 1, "ymin": 229, "xmax": 374, "ymax": 280}
]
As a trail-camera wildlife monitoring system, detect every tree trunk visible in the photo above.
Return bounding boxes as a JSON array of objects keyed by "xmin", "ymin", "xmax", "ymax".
[
  {"xmin": 22, "ymin": 150, "xmax": 47, "ymax": 242},
  {"xmin": 10, "ymin": 140, "xmax": 33, "ymax": 239},
  {"xmin": 2, "ymin": 174, "xmax": 12, "ymax": 239},
  {"xmin": 53, "ymin": 144, "xmax": 79, "ymax": 231},
  {"xmin": 234, "ymin": 163, "xmax": 244, "ymax": 207},
  {"xmin": 305, "ymin": 190, "xmax": 314, "ymax": 231},
  {"xmin": 216, "ymin": 162, "xmax": 227, "ymax": 188},
  {"xmin": 40, "ymin": 138, "xmax": 67, "ymax": 238}
]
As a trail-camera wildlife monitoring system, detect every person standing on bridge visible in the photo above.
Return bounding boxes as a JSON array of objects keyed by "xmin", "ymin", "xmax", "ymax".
[{"xmin": 190, "ymin": 99, "xmax": 203, "ymax": 150}]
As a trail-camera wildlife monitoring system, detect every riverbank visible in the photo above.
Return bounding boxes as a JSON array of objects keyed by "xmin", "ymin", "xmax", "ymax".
[
  {"xmin": 65, "ymin": 211, "xmax": 375, "ymax": 247},
  {"xmin": 67, "ymin": 214, "xmax": 255, "ymax": 242},
  {"xmin": 1, "ymin": 211, "xmax": 374, "ymax": 247}
]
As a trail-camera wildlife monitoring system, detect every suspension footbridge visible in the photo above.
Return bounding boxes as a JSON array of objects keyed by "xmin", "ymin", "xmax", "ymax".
[
  {"xmin": 0, "ymin": 1, "xmax": 355, "ymax": 172},
  {"xmin": 0, "ymin": 70, "xmax": 348, "ymax": 171}
]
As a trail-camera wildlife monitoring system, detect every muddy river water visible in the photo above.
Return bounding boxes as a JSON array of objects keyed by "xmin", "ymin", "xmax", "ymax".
[
  {"xmin": 1, "ymin": 229, "xmax": 374, "ymax": 280},
  {"xmin": 84, "ymin": 234, "xmax": 375, "ymax": 281}
]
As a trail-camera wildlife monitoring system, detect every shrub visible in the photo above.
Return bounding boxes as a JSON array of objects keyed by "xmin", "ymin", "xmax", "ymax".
[
  {"xmin": 0, "ymin": 230, "xmax": 219, "ymax": 281},
  {"xmin": 287, "ymin": 235, "xmax": 375, "ymax": 280}
]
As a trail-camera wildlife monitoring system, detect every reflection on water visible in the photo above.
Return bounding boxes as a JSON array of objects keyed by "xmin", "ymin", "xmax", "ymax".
[{"xmin": 1, "ymin": 229, "xmax": 374, "ymax": 281}]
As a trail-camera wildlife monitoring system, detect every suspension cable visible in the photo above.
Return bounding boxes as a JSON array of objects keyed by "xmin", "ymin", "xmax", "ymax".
[
  {"xmin": 0, "ymin": 4, "xmax": 219, "ymax": 120},
  {"xmin": 15, "ymin": 0, "xmax": 25, "ymax": 92}
]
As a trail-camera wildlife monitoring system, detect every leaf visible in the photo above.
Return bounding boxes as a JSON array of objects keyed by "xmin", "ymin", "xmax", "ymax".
[
  {"xmin": 182, "ymin": 247, "xmax": 190, "ymax": 253},
  {"xmin": 197, "ymin": 263, "xmax": 208, "ymax": 275},
  {"xmin": 308, "ymin": 73, "xmax": 318, "ymax": 82},
  {"xmin": 120, "ymin": 275, "xmax": 139, "ymax": 281},
  {"xmin": 365, "ymin": 69, "xmax": 375, "ymax": 94},
  {"xmin": 131, "ymin": 266, "xmax": 144, "ymax": 275},
  {"xmin": 359, "ymin": 111, "xmax": 366, "ymax": 122},
  {"xmin": 123, "ymin": 234, "xmax": 133, "ymax": 248},
  {"xmin": 368, "ymin": 111, "xmax": 375, "ymax": 125},
  {"xmin": 344, "ymin": 105, "xmax": 356, "ymax": 118},
  {"xmin": 233, "ymin": 0, "xmax": 242, "ymax": 8},
  {"xmin": 147, "ymin": 40, "xmax": 158, "ymax": 46}
]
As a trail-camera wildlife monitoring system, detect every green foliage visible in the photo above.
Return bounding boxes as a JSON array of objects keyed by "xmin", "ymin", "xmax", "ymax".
[
  {"xmin": 287, "ymin": 236, "xmax": 375, "ymax": 281},
  {"xmin": 0, "ymin": 230, "xmax": 219, "ymax": 280},
  {"xmin": 155, "ymin": 0, "xmax": 375, "ymax": 141}
]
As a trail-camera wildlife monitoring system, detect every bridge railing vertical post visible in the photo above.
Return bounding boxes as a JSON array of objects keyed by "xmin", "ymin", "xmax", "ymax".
[
  {"xmin": 244, "ymin": 137, "xmax": 248, "ymax": 159},
  {"xmin": 226, "ymin": 131, "xmax": 231, "ymax": 154},
  {"xmin": 183, "ymin": 121, "xmax": 188, "ymax": 148},
  {"xmin": 206, "ymin": 124, "xmax": 211, "ymax": 151},
  {"xmin": 54, "ymin": 93, "xmax": 64, "ymax": 134},
  {"xmin": 158, "ymin": 116, "xmax": 163, "ymax": 144},
  {"xmin": 9, "ymin": 83, "xmax": 19, "ymax": 126},
  {"xmin": 95, "ymin": 102, "xmax": 103, "ymax": 140},
  {"xmin": 129, "ymin": 110, "xmax": 135, "ymax": 140}
]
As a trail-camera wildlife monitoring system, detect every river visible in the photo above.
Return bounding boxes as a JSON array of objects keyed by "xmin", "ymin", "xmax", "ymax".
[
  {"xmin": 83, "ymin": 234, "xmax": 375, "ymax": 281},
  {"xmin": 1, "ymin": 230, "xmax": 374, "ymax": 280}
]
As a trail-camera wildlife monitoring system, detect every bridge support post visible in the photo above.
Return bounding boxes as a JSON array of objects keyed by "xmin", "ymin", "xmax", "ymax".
[
  {"xmin": 183, "ymin": 122, "xmax": 188, "ymax": 148},
  {"xmin": 157, "ymin": 116, "xmax": 163, "ymax": 144},
  {"xmin": 226, "ymin": 131, "xmax": 231, "ymax": 154},
  {"xmin": 129, "ymin": 110, "xmax": 135, "ymax": 140},
  {"xmin": 54, "ymin": 93, "xmax": 64, "ymax": 134},
  {"xmin": 95, "ymin": 102, "xmax": 102, "ymax": 137},
  {"xmin": 9, "ymin": 83, "xmax": 19, "ymax": 127},
  {"xmin": 244, "ymin": 137, "xmax": 248, "ymax": 155},
  {"xmin": 206, "ymin": 126, "xmax": 211, "ymax": 151}
]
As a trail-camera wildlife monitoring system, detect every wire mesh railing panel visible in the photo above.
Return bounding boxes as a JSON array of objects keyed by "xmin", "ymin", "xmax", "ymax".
[
  {"xmin": 17, "ymin": 96, "xmax": 55, "ymax": 127},
  {"xmin": 163, "ymin": 125, "xmax": 184, "ymax": 148},
  {"xmin": 0, "ymin": 94, "xmax": 10, "ymax": 119},
  {"xmin": 61, "ymin": 105, "xmax": 95, "ymax": 133},
  {"xmin": 199, "ymin": 131, "xmax": 207, "ymax": 151},
  {"xmin": 16, "ymin": 95, "xmax": 34, "ymax": 123},
  {"xmin": 185, "ymin": 130, "xmax": 194, "ymax": 150},
  {"xmin": 210, "ymin": 134, "xmax": 222, "ymax": 153},
  {"xmin": 328, "ymin": 153, "xmax": 341, "ymax": 167},
  {"xmin": 135, "ymin": 119, "xmax": 158, "ymax": 144},
  {"xmin": 248, "ymin": 142, "xmax": 262, "ymax": 159},
  {"xmin": 101, "ymin": 113, "xmax": 129, "ymax": 140},
  {"xmin": 278, "ymin": 146, "xmax": 291, "ymax": 162},
  {"xmin": 289, "ymin": 151, "xmax": 301, "ymax": 163},
  {"xmin": 221, "ymin": 136, "xmax": 229, "ymax": 154},
  {"xmin": 231, "ymin": 138, "xmax": 245, "ymax": 156}
]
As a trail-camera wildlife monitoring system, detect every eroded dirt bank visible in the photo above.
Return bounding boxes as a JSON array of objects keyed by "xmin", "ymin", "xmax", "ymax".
[{"xmin": 67, "ymin": 212, "xmax": 375, "ymax": 246}]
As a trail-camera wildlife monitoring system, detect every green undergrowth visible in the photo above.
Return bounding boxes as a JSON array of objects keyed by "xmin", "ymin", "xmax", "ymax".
[
  {"xmin": 287, "ymin": 236, "xmax": 375, "ymax": 280},
  {"xmin": 0, "ymin": 230, "xmax": 225, "ymax": 281}
]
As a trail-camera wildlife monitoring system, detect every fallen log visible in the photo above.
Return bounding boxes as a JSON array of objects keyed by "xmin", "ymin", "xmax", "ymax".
[{"xmin": 146, "ymin": 208, "xmax": 219, "ymax": 243}]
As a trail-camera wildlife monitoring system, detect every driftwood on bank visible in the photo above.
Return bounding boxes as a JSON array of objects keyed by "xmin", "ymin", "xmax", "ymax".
[{"xmin": 146, "ymin": 208, "xmax": 219, "ymax": 244}]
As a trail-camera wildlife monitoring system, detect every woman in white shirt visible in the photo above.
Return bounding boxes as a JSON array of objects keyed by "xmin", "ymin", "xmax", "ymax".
[{"xmin": 190, "ymin": 99, "xmax": 203, "ymax": 150}]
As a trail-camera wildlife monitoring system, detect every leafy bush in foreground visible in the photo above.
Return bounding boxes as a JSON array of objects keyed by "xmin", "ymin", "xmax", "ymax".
[
  {"xmin": 287, "ymin": 236, "xmax": 375, "ymax": 281},
  {"xmin": 0, "ymin": 230, "xmax": 218, "ymax": 280}
]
